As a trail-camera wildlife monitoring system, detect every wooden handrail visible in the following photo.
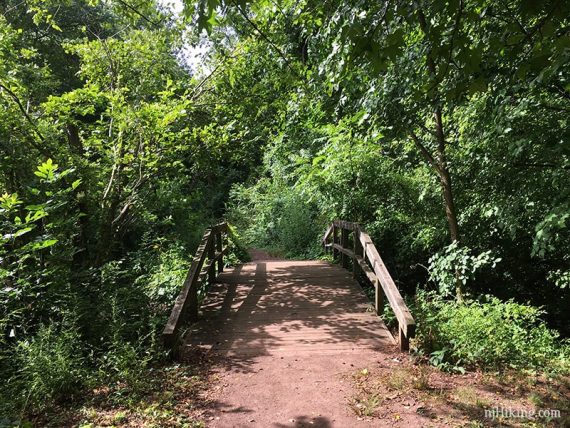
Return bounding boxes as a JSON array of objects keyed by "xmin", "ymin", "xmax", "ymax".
[
  {"xmin": 322, "ymin": 220, "xmax": 416, "ymax": 351},
  {"xmin": 162, "ymin": 222, "xmax": 229, "ymax": 348}
]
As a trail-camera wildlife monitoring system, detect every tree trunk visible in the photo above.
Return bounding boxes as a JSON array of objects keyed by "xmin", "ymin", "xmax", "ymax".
[
  {"xmin": 433, "ymin": 108, "xmax": 460, "ymax": 244},
  {"xmin": 96, "ymin": 145, "xmax": 124, "ymax": 266},
  {"xmin": 438, "ymin": 166, "xmax": 460, "ymax": 243},
  {"xmin": 433, "ymin": 108, "xmax": 463, "ymax": 300}
]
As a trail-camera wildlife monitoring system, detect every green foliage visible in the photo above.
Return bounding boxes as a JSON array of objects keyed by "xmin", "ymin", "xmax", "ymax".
[
  {"xmin": 229, "ymin": 180, "xmax": 322, "ymax": 258},
  {"xmin": 218, "ymin": 0, "xmax": 570, "ymax": 326},
  {"xmin": 225, "ymin": 223, "xmax": 252, "ymax": 265},
  {"xmin": 533, "ymin": 204, "xmax": 570, "ymax": 258},
  {"xmin": 428, "ymin": 242, "xmax": 501, "ymax": 297},
  {"xmin": 272, "ymin": 191, "xmax": 321, "ymax": 258},
  {"xmin": 132, "ymin": 243, "xmax": 189, "ymax": 307},
  {"xmin": 414, "ymin": 291, "xmax": 570, "ymax": 373},
  {"xmin": 99, "ymin": 338, "xmax": 153, "ymax": 399},
  {"xmin": 9, "ymin": 321, "xmax": 86, "ymax": 413},
  {"xmin": 548, "ymin": 269, "xmax": 570, "ymax": 290}
]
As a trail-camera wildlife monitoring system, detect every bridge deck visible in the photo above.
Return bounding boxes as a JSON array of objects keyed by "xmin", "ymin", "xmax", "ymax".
[
  {"xmin": 184, "ymin": 260, "xmax": 395, "ymax": 356},
  {"xmin": 183, "ymin": 259, "xmax": 399, "ymax": 427}
]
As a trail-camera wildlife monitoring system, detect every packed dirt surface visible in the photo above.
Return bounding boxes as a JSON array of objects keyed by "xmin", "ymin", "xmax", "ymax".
[
  {"xmin": 205, "ymin": 350, "xmax": 402, "ymax": 427},
  {"xmin": 247, "ymin": 248, "xmax": 287, "ymax": 261}
]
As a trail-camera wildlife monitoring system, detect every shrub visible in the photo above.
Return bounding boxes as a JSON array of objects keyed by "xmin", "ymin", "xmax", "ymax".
[
  {"xmin": 98, "ymin": 339, "xmax": 152, "ymax": 399},
  {"xmin": 228, "ymin": 181, "xmax": 322, "ymax": 258},
  {"xmin": 9, "ymin": 321, "xmax": 87, "ymax": 413},
  {"xmin": 414, "ymin": 291, "xmax": 569, "ymax": 372},
  {"xmin": 274, "ymin": 192, "xmax": 321, "ymax": 257},
  {"xmin": 136, "ymin": 244, "xmax": 189, "ymax": 307},
  {"xmin": 225, "ymin": 224, "xmax": 252, "ymax": 265},
  {"xmin": 428, "ymin": 242, "xmax": 501, "ymax": 298}
]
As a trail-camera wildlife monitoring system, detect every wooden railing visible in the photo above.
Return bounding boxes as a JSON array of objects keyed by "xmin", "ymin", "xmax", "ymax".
[
  {"xmin": 322, "ymin": 220, "xmax": 415, "ymax": 351},
  {"xmin": 162, "ymin": 222, "xmax": 229, "ymax": 348}
]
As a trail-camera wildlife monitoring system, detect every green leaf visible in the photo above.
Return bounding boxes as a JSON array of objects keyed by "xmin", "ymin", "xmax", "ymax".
[
  {"xmin": 14, "ymin": 227, "xmax": 34, "ymax": 238},
  {"xmin": 25, "ymin": 239, "xmax": 58, "ymax": 251}
]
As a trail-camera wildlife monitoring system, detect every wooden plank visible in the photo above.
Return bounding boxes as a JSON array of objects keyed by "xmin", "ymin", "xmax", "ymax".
[
  {"xmin": 352, "ymin": 253, "xmax": 383, "ymax": 315},
  {"xmin": 375, "ymin": 277, "xmax": 384, "ymax": 316},
  {"xmin": 353, "ymin": 229, "xmax": 361, "ymax": 279},
  {"xmin": 214, "ymin": 247, "xmax": 229, "ymax": 261},
  {"xmin": 357, "ymin": 256, "xmax": 377, "ymax": 284},
  {"xmin": 211, "ymin": 222, "xmax": 228, "ymax": 234},
  {"xmin": 358, "ymin": 231, "xmax": 415, "ymax": 337},
  {"xmin": 399, "ymin": 327, "xmax": 409, "ymax": 351},
  {"xmin": 203, "ymin": 248, "xmax": 229, "ymax": 276},
  {"xmin": 202, "ymin": 258, "xmax": 215, "ymax": 277},
  {"xmin": 163, "ymin": 223, "xmax": 228, "ymax": 347},
  {"xmin": 332, "ymin": 243, "xmax": 354, "ymax": 259},
  {"xmin": 333, "ymin": 220, "xmax": 360, "ymax": 231},
  {"xmin": 335, "ymin": 228, "xmax": 415, "ymax": 350},
  {"xmin": 184, "ymin": 259, "xmax": 396, "ymax": 356},
  {"xmin": 317, "ymin": 239, "xmax": 414, "ymax": 341},
  {"xmin": 333, "ymin": 244, "xmax": 384, "ymax": 315},
  {"xmin": 163, "ymin": 230, "xmax": 212, "ymax": 346}
]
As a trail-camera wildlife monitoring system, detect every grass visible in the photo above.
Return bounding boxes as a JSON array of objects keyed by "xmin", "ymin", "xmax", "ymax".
[
  {"xmin": 113, "ymin": 411, "xmax": 128, "ymax": 424},
  {"xmin": 411, "ymin": 366, "xmax": 431, "ymax": 390},
  {"xmin": 22, "ymin": 350, "xmax": 214, "ymax": 427},
  {"xmin": 349, "ymin": 393, "xmax": 382, "ymax": 417},
  {"xmin": 528, "ymin": 392, "xmax": 544, "ymax": 408},
  {"xmin": 349, "ymin": 368, "xmax": 383, "ymax": 417},
  {"xmin": 386, "ymin": 368, "xmax": 409, "ymax": 391},
  {"xmin": 453, "ymin": 386, "xmax": 490, "ymax": 409},
  {"xmin": 348, "ymin": 360, "xmax": 570, "ymax": 427}
]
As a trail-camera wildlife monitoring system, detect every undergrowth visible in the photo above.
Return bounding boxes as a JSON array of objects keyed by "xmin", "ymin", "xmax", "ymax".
[
  {"xmin": 0, "ymin": 235, "xmax": 246, "ymax": 425},
  {"xmin": 413, "ymin": 290, "xmax": 570, "ymax": 374}
]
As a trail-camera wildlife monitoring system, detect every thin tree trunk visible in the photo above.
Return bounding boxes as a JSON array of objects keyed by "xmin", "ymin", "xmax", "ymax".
[
  {"xmin": 96, "ymin": 147, "xmax": 124, "ymax": 266},
  {"xmin": 438, "ymin": 166, "xmax": 460, "ymax": 243},
  {"xmin": 433, "ymin": 108, "xmax": 460, "ymax": 244}
]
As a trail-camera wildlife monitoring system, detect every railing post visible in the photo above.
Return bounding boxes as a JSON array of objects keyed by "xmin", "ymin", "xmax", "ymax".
[
  {"xmin": 340, "ymin": 227, "xmax": 349, "ymax": 269},
  {"xmin": 352, "ymin": 228, "xmax": 361, "ymax": 279},
  {"xmin": 188, "ymin": 285, "xmax": 198, "ymax": 322},
  {"xmin": 216, "ymin": 230, "xmax": 223, "ymax": 273},
  {"xmin": 332, "ymin": 224, "xmax": 338, "ymax": 261},
  {"xmin": 375, "ymin": 278, "xmax": 384, "ymax": 316},
  {"xmin": 208, "ymin": 233, "xmax": 216, "ymax": 283},
  {"xmin": 399, "ymin": 326, "xmax": 409, "ymax": 351}
]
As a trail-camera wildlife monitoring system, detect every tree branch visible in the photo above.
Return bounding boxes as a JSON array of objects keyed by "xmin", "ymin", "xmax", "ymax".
[
  {"xmin": 409, "ymin": 130, "xmax": 442, "ymax": 175},
  {"xmin": 231, "ymin": 0, "xmax": 304, "ymax": 81},
  {"xmin": 0, "ymin": 82, "xmax": 47, "ymax": 144},
  {"xmin": 115, "ymin": 0, "xmax": 161, "ymax": 28}
]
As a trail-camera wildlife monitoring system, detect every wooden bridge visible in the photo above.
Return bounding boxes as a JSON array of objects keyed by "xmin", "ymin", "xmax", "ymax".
[{"xmin": 162, "ymin": 221, "xmax": 415, "ymax": 355}]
